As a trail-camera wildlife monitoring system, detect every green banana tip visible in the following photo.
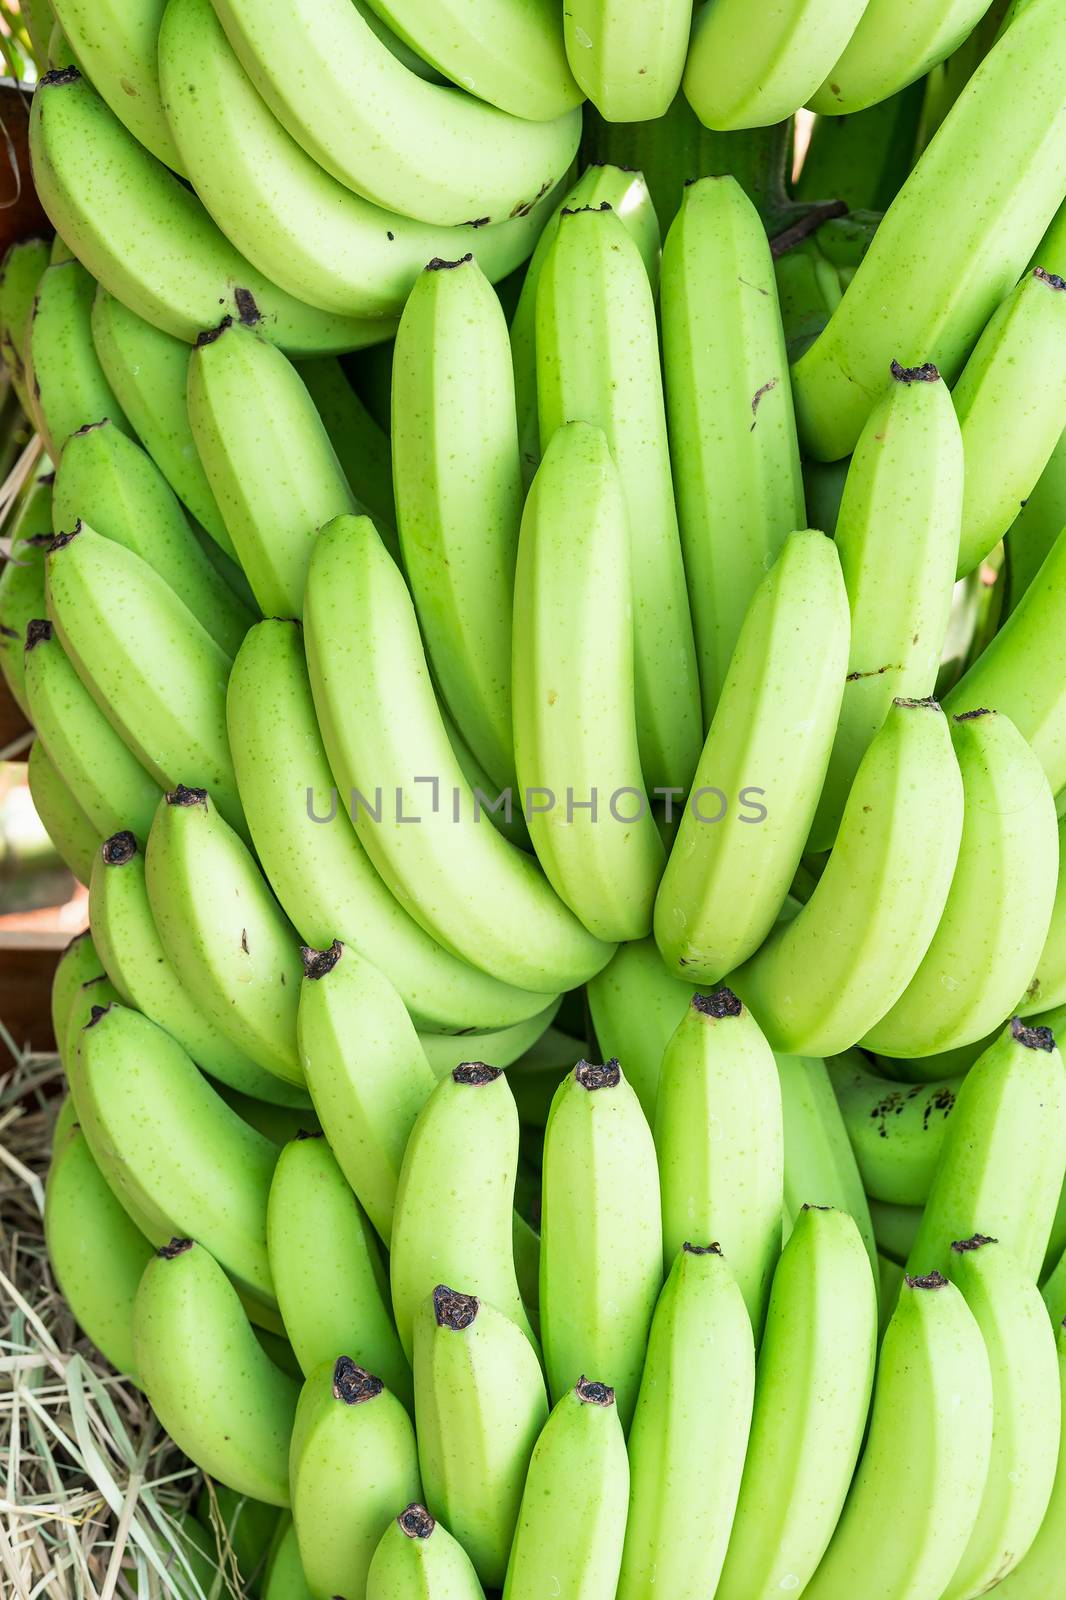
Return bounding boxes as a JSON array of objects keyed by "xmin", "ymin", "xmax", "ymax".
[
  {"xmin": 892, "ymin": 695, "xmax": 941, "ymax": 712},
  {"xmin": 575, "ymin": 1376, "xmax": 615, "ymax": 1407},
  {"xmin": 692, "ymin": 989, "xmax": 742, "ymax": 1020},
  {"xmin": 157, "ymin": 1237, "xmax": 194, "ymax": 1260},
  {"xmin": 398, "ymin": 1504, "xmax": 435, "ymax": 1540},
  {"xmin": 560, "ymin": 201, "xmax": 614, "ymax": 219},
  {"xmin": 890, "ymin": 359, "xmax": 940, "ymax": 385},
  {"xmin": 950, "ymin": 1233, "xmax": 998, "ymax": 1254},
  {"xmin": 1010, "ymin": 1016, "xmax": 1056, "ymax": 1053},
  {"xmin": 683, "ymin": 1241, "xmax": 723, "ymax": 1256},
  {"xmin": 574, "ymin": 1059, "xmax": 620, "ymax": 1091},
  {"xmin": 71, "ymin": 419, "xmax": 109, "ymax": 438},
  {"xmin": 300, "ymin": 940, "xmax": 343, "ymax": 981},
  {"xmin": 295, "ymin": 1128, "xmax": 324, "ymax": 1141},
  {"xmin": 1034, "ymin": 267, "xmax": 1066, "ymax": 291},
  {"xmin": 953, "ymin": 707, "xmax": 993, "ymax": 722},
  {"xmin": 47, "ymin": 521, "xmax": 82, "ymax": 555},
  {"xmin": 39, "ymin": 67, "xmax": 81, "ymax": 89},
  {"xmin": 23, "ymin": 617, "xmax": 52, "ymax": 652},
  {"xmin": 425, "ymin": 253, "xmax": 473, "ymax": 272},
  {"xmin": 102, "ymin": 831, "xmax": 138, "ymax": 867},
  {"xmin": 904, "ymin": 1270, "xmax": 949, "ymax": 1291},
  {"xmin": 332, "ymin": 1356, "xmax": 384, "ymax": 1406},
  {"xmin": 84, "ymin": 1002, "xmax": 112, "ymax": 1030},
  {"xmin": 452, "ymin": 1061, "xmax": 501, "ymax": 1086},
  {"xmin": 61, "ymin": 929, "xmax": 92, "ymax": 956},
  {"xmin": 195, "ymin": 316, "xmax": 233, "ymax": 349},
  {"xmin": 165, "ymin": 784, "xmax": 208, "ymax": 810},
  {"xmin": 433, "ymin": 1284, "xmax": 479, "ymax": 1329}
]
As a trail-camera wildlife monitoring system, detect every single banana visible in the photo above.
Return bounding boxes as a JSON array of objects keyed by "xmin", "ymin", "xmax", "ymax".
[
  {"xmin": 616, "ymin": 1241, "xmax": 754, "ymax": 1600},
  {"xmin": 29, "ymin": 68, "xmax": 386, "ymax": 355},
  {"xmin": 808, "ymin": 360, "xmax": 963, "ymax": 849},
  {"xmin": 297, "ymin": 358, "xmax": 395, "ymax": 531},
  {"xmin": 0, "ymin": 236, "xmax": 49, "ymax": 413},
  {"xmin": 654, "ymin": 529, "xmax": 849, "ymax": 982},
  {"xmin": 0, "ymin": 467, "xmax": 53, "ymax": 715},
  {"xmin": 802, "ymin": 1271, "xmax": 993, "ymax": 1600},
  {"xmin": 791, "ymin": 0, "xmax": 1066, "ymax": 459},
  {"xmin": 730, "ymin": 697, "xmax": 965, "ymax": 1056},
  {"xmin": 995, "ymin": 1320, "xmax": 1066, "ymax": 1597},
  {"xmin": 563, "ymin": 0, "xmax": 690, "ymax": 121},
  {"xmin": 1005, "ymin": 426, "xmax": 1066, "ymax": 614},
  {"xmin": 296, "ymin": 941, "xmax": 437, "ymax": 1244},
  {"xmin": 864, "ymin": 709, "xmax": 1058, "ymax": 1056},
  {"xmin": 289, "ymin": 1356, "xmax": 421, "ymax": 1600},
  {"xmin": 228, "ymin": 621, "xmax": 545, "ymax": 1033},
  {"xmin": 412, "ymin": 1285, "xmax": 549, "ymax": 1586},
  {"xmin": 366, "ymin": 1504, "xmax": 485, "ymax": 1600},
  {"xmin": 904, "ymin": 1017, "xmax": 1066, "ymax": 1281},
  {"xmin": 390, "ymin": 1064, "xmax": 535, "ymax": 1359},
  {"xmin": 26, "ymin": 738, "xmax": 97, "ymax": 885},
  {"xmin": 26, "ymin": 258, "xmax": 132, "ymax": 457},
  {"xmin": 535, "ymin": 200, "xmax": 701, "ymax": 792},
  {"xmin": 954, "ymin": 267, "xmax": 1066, "ymax": 576},
  {"xmin": 134, "ymin": 1239, "xmax": 298, "ymax": 1505},
  {"xmin": 810, "ymin": 0, "xmax": 999, "ymax": 115},
  {"xmin": 303, "ymin": 514, "xmax": 612, "ymax": 994},
  {"xmin": 715, "ymin": 1205, "xmax": 877, "ymax": 1600},
  {"xmin": 49, "ymin": 0, "xmax": 184, "ymax": 170},
  {"xmin": 393, "ymin": 254, "xmax": 522, "ymax": 790},
  {"xmin": 655, "ymin": 991, "xmax": 783, "ymax": 1335},
  {"xmin": 586, "ymin": 935, "xmax": 700, "ymax": 1124},
  {"xmin": 262, "ymin": 1517, "xmax": 313, "ymax": 1600},
  {"xmin": 941, "ymin": 1234, "xmax": 1061, "ymax": 1598},
  {"xmin": 827, "ymin": 1052, "xmax": 961, "ymax": 1205},
  {"xmin": 513, "ymin": 422, "xmax": 665, "ymax": 940},
  {"xmin": 43, "ymin": 522, "xmax": 247, "ymax": 840},
  {"xmin": 418, "ymin": 999, "xmax": 562, "ymax": 1079},
  {"xmin": 776, "ymin": 1053, "xmax": 878, "ymax": 1279},
  {"xmin": 1020, "ymin": 814, "xmax": 1066, "ymax": 1015},
  {"xmin": 267, "ymin": 1132, "xmax": 411, "ymax": 1403},
  {"xmin": 660, "ymin": 175, "xmax": 804, "ymax": 719},
  {"xmin": 145, "ymin": 786, "xmax": 304, "ymax": 1085}
]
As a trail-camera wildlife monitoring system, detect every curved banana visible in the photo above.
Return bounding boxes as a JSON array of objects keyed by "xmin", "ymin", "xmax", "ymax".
[
  {"xmin": 791, "ymin": 0, "xmax": 1066, "ymax": 460},
  {"xmin": 0, "ymin": 467, "xmax": 53, "ymax": 715},
  {"xmin": 29, "ymin": 68, "xmax": 386, "ymax": 355},
  {"xmin": 586, "ymin": 936, "xmax": 699, "ymax": 1125},
  {"xmin": 864, "ymin": 710, "xmax": 1058, "ymax": 1056},
  {"xmin": 418, "ymin": 999, "xmax": 562, "ymax": 1079},
  {"xmin": 393, "ymin": 254, "xmax": 522, "ymax": 789},
  {"xmin": 49, "ymin": 0, "xmax": 184, "ymax": 170},
  {"xmin": 228, "ymin": 622, "xmax": 545, "ymax": 1033},
  {"xmin": 267, "ymin": 1132, "xmax": 411, "ymax": 1402},
  {"xmin": 563, "ymin": 0, "xmax": 689, "ymax": 121},
  {"xmin": 827, "ymin": 1053, "xmax": 961, "ymax": 1205},
  {"xmin": 1005, "ymin": 427, "xmax": 1066, "ymax": 614},
  {"xmin": 617, "ymin": 1242, "xmax": 754, "ymax": 1600},
  {"xmin": 45, "ymin": 1121, "xmax": 154, "ymax": 1377},
  {"xmin": 654, "ymin": 529, "xmax": 849, "ymax": 982},
  {"xmin": 134, "ymin": 1240, "xmax": 298, "ymax": 1505},
  {"xmin": 390, "ymin": 1064, "xmax": 534, "ymax": 1359},
  {"xmin": 730, "ymin": 698, "xmax": 965, "ymax": 1057},
  {"xmin": 776, "ymin": 1053, "xmax": 878, "ymax": 1278},
  {"xmin": 1020, "ymin": 814, "xmax": 1066, "ymax": 1016},
  {"xmin": 513, "ymin": 422, "xmax": 665, "ymax": 940},
  {"xmin": 996, "ymin": 1321, "xmax": 1066, "ymax": 1598},
  {"xmin": 43, "ymin": 522, "xmax": 247, "ymax": 840},
  {"xmin": 297, "ymin": 358, "xmax": 395, "ymax": 531},
  {"xmin": 303, "ymin": 514, "xmax": 612, "ymax": 994},
  {"xmin": 536, "ymin": 200, "xmax": 701, "ymax": 792},
  {"xmin": 808, "ymin": 360, "xmax": 962, "ymax": 849},
  {"xmin": 715, "ymin": 1205, "xmax": 877, "ymax": 1600},
  {"xmin": 0, "ymin": 237, "xmax": 49, "ymax": 413},
  {"xmin": 655, "ymin": 991, "xmax": 782, "ymax": 1335},
  {"xmin": 262, "ymin": 1517, "xmax": 313, "ymax": 1600},
  {"xmin": 26, "ymin": 738, "xmax": 97, "ymax": 885},
  {"xmin": 941, "ymin": 1234, "xmax": 1060, "ymax": 1598},
  {"xmin": 289, "ymin": 1356, "xmax": 421, "ymax": 1600},
  {"xmin": 412, "ymin": 1285, "xmax": 549, "ymax": 1586},
  {"xmin": 810, "ymin": 0, "xmax": 998, "ymax": 116},
  {"xmin": 296, "ymin": 941, "xmax": 437, "ymax": 1244},
  {"xmin": 26, "ymin": 258, "xmax": 132, "ymax": 457},
  {"xmin": 145, "ymin": 787, "xmax": 303, "ymax": 1085},
  {"xmin": 904, "ymin": 1018, "xmax": 1066, "ymax": 1281},
  {"xmin": 366, "ymin": 1505, "xmax": 484, "ymax": 1600},
  {"xmin": 955, "ymin": 267, "xmax": 1066, "ymax": 577}
]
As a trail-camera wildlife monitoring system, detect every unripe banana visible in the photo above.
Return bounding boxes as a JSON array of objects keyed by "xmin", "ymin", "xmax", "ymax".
[
  {"xmin": 1019, "ymin": 814, "xmax": 1066, "ymax": 1016},
  {"xmin": 303, "ymin": 513, "xmax": 612, "ymax": 994},
  {"xmin": 391, "ymin": 1064, "xmax": 534, "ymax": 1359},
  {"xmin": 297, "ymin": 358, "xmax": 395, "ymax": 531},
  {"xmin": 586, "ymin": 936, "xmax": 699, "ymax": 1125},
  {"xmin": 562, "ymin": 0, "xmax": 690, "ymax": 122},
  {"xmin": 655, "ymin": 991, "xmax": 782, "ymax": 1335},
  {"xmin": 540, "ymin": 1059, "xmax": 661, "ymax": 1428},
  {"xmin": 715, "ymin": 1205, "xmax": 877, "ymax": 1600},
  {"xmin": 289, "ymin": 1356, "xmax": 421, "ymax": 1600},
  {"xmin": 296, "ymin": 941, "xmax": 436, "ymax": 1244},
  {"xmin": 267, "ymin": 1132, "xmax": 411, "ymax": 1403},
  {"xmin": 810, "ymin": 0, "xmax": 998, "ymax": 116},
  {"xmin": 827, "ymin": 1053, "xmax": 961, "ymax": 1206},
  {"xmin": 995, "ymin": 1321, "xmax": 1066, "ymax": 1598},
  {"xmin": 501, "ymin": 1378, "xmax": 629, "ymax": 1600},
  {"xmin": 145, "ymin": 786, "xmax": 303, "ymax": 1085},
  {"xmin": 262, "ymin": 1517, "xmax": 313, "ymax": 1600},
  {"xmin": 26, "ymin": 258, "xmax": 132, "ymax": 459},
  {"xmin": 803, "ymin": 1271, "xmax": 993, "ymax": 1600},
  {"xmin": 776, "ymin": 1053, "xmax": 878, "ymax": 1279},
  {"xmin": 49, "ymin": 0, "xmax": 183, "ymax": 170},
  {"xmin": 905, "ymin": 1017, "xmax": 1066, "ymax": 1280},
  {"xmin": 535, "ymin": 200, "xmax": 701, "ymax": 792},
  {"xmin": 50, "ymin": 927, "xmax": 102, "ymax": 1052},
  {"xmin": 366, "ymin": 1505, "xmax": 484, "ymax": 1600},
  {"xmin": 0, "ymin": 467, "xmax": 53, "ymax": 715},
  {"xmin": 134, "ymin": 1239, "xmax": 298, "ymax": 1506},
  {"xmin": 418, "ymin": 999, "xmax": 562, "ymax": 1079},
  {"xmin": 616, "ymin": 1242, "xmax": 754, "ymax": 1600},
  {"xmin": 26, "ymin": 738, "xmax": 97, "ymax": 885},
  {"xmin": 513, "ymin": 422, "xmax": 665, "ymax": 940},
  {"xmin": 412, "ymin": 1285, "xmax": 548, "ymax": 1585},
  {"xmin": 731, "ymin": 697, "xmax": 965, "ymax": 1056},
  {"xmin": 654, "ymin": 529, "xmax": 849, "ymax": 982},
  {"xmin": 0, "ymin": 236, "xmax": 49, "ymax": 413}
]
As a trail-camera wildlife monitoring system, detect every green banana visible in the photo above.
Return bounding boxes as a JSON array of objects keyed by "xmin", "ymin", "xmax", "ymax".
[
  {"xmin": 262, "ymin": 1517, "xmax": 313, "ymax": 1600},
  {"xmin": 296, "ymin": 941, "xmax": 437, "ymax": 1244},
  {"xmin": 44, "ymin": 1120, "xmax": 154, "ymax": 1378},
  {"xmin": 730, "ymin": 698, "xmax": 965, "ymax": 1056},
  {"xmin": 134, "ymin": 1239, "xmax": 298, "ymax": 1505},
  {"xmin": 810, "ymin": 0, "xmax": 999, "ymax": 115},
  {"xmin": 0, "ymin": 237, "xmax": 49, "ymax": 414},
  {"xmin": 562, "ymin": 0, "xmax": 690, "ymax": 121},
  {"xmin": 1020, "ymin": 814, "xmax": 1066, "ymax": 1015},
  {"xmin": 289, "ymin": 1356, "xmax": 421, "ymax": 1600},
  {"xmin": 995, "ymin": 1320, "xmax": 1066, "ymax": 1598},
  {"xmin": 954, "ymin": 267, "xmax": 1066, "ymax": 577},
  {"xmin": 0, "ymin": 466, "xmax": 53, "ymax": 715},
  {"xmin": 827, "ymin": 1053, "xmax": 961, "ymax": 1205},
  {"xmin": 616, "ymin": 1242, "xmax": 755, "ymax": 1600},
  {"xmin": 412, "ymin": 1285, "xmax": 549, "ymax": 1586},
  {"xmin": 43, "ymin": 522, "xmax": 247, "ymax": 839},
  {"xmin": 393, "ymin": 254, "xmax": 522, "ymax": 789},
  {"xmin": 655, "ymin": 991, "xmax": 783, "ymax": 1335},
  {"xmin": 941, "ymin": 1234, "xmax": 1061, "ymax": 1598},
  {"xmin": 540, "ymin": 1059, "xmax": 661, "ymax": 1428},
  {"xmin": 29, "ymin": 68, "xmax": 386, "ymax": 355},
  {"xmin": 513, "ymin": 422, "xmax": 665, "ymax": 940},
  {"xmin": 1005, "ymin": 427, "xmax": 1066, "ymax": 614},
  {"xmin": 904, "ymin": 1018, "xmax": 1066, "ymax": 1281},
  {"xmin": 297, "ymin": 358, "xmax": 395, "ymax": 531},
  {"xmin": 776, "ymin": 1053, "xmax": 878, "ymax": 1279},
  {"xmin": 792, "ymin": 0, "xmax": 1066, "ymax": 461},
  {"xmin": 50, "ymin": 927, "xmax": 102, "ymax": 1051},
  {"xmin": 535, "ymin": 200, "xmax": 701, "ymax": 792},
  {"xmin": 303, "ymin": 514, "xmax": 612, "ymax": 994},
  {"xmin": 864, "ymin": 709, "xmax": 1057, "ymax": 1056},
  {"xmin": 366, "ymin": 1505, "xmax": 485, "ymax": 1600},
  {"xmin": 390, "ymin": 1064, "xmax": 535, "ymax": 1359},
  {"xmin": 267, "ymin": 1132, "xmax": 411, "ymax": 1402},
  {"xmin": 654, "ymin": 529, "xmax": 849, "ymax": 981},
  {"xmin": 805, "ymin": 1271, "xmax": 993, "ymax": 1600},
  {"xmin": 715, "ymin": 1205, "xmax": 877, "ymax": 1600},
  {"xmin": 26, "ymin": 258, "xmax": 132, "ymax": 457},
  {"xmin": 808, "ymin": 360, "xmax": 963, "ymax": 849},
  {"xmin": 660, "ymin": 175, "xmax": 804, "ymax": 719},
  {"xmin": 145, "ymin": 787, "xmax": 303, "ymax": 1085},
  {"xmin": 418, "ymin": 1000, "xmax": 562, "ymax": 1079},
  {"xmin": 586, "ymin": 935, "xmax": 700, "ymax": 1124},
  {"xmin": 49, "ymin": 0, "xmax": 184, "ymax": 170},
  {"xmin": 26, "ymin": 738, "xmax": 97, "ymax": 885},
  {"xmin": 63, "ymin": 972, "xmax": 122, "ymax": 1066}
]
